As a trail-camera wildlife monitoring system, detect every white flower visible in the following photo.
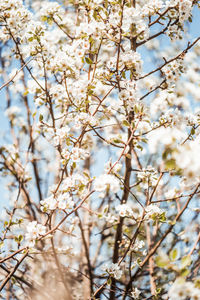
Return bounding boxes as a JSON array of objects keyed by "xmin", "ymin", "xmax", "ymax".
[
  {"xmin": 56, "ymin": 127, "xmax": 70, "ymax": 139},
  {"xmin": 130, "ymin": 239, "xmax": 145, "ymax": 252},
  {"xmin": 39, "ymin": 1, "xmax": 64, "ymax": 20},
  {"xmin": 40, "ymin": 192, "xmax": 74, "ymax": 211},
  {"xmin": 4, "ymin": 106, "xmax": 21, "ymax": 118},
  {"xmin": 94, "ymin": 174, "xmax": 120, "ymax": 197},
  {"xmin": 163, "ymin": 59, "xmax": 185, "ymax": 85},
  {"xmin": 25, "ymin": 221, "xmax": 46, "ymax": 247},
  {"xmin": 173, "ymin": 138, "xmax": 200, "ymax": 182},
  {"xmin": 116, "ymin": 204, "xmax": 134, "ymax": 218},
  {"xmin": 131, "ymin": 287, "xmax": 141, "ymax": 299},
  {"xmin": 61, "ymin": 148, "xmax": 70, "ymax": 160},
  {"xmin": 137, "ymin": 166, "xmax": 158, "ymax": 189},
  {"xmin": 145, "ymin": 204, "xmax": 164, "ymax": 219},
  {"xmin": 104, "ymin": 213, "xmax": 118, "ymax": 224},
  {"xmin": 62, "ymin": 147, "xmax": 89, "ymax": 163},
  {"xmin": 57, "ymin": 193, "xmax": 74, "ymax": 210},
  {"xmin": 102, "ymin": 263, "xmax": 122, "ymax": 280},
  {"xmin": 71, "ymin": 147, "xmax": 89, "ymax": 162},
  {"xmin": 104, "ymin": 160, "xmax": 122, "ymax": 174},
  {"xmin": 61, "ymin": 173, "xmax": 88, "ymax": 192},
  {"xmin": 168, "ymin": 279, "xmax": 200, "ymax": 300},
  {"xmin": 40, "ymin": 195, "xmax": 57, "ymax": 211},
  {"xmin": 121, "ymin": 51, "xmax": 143, "ymax": 75}
]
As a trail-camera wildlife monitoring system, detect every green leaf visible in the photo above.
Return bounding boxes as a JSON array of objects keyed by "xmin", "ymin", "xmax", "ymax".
[
  {"xmin": 188, "ymin": 16, "xmax": 193, "ymax": 22},
  {"xmin": 191, "ymin": 127, "xmax": 195, "ymax": 135},
  {"xmin": 47, "ymin": 18, "xmax": 53, "ymax": 25},
  {"xmin": 136, "ymin": 145, "xmax": 143, "ymax": 151},
  {"xmin": 107, "ymin": 277, "xmax": 112, "ymax": 285},
  {"xmin": 18, "ymin": 218, "xmax": 23, "ymax": 225},
  {"xmin": 155, "ymin": 255, "xmax": 169, "ymax": 268},
  {"xmin": 103, "ymin": 205, "xmax": 108, "ymax": 214},
  {"xmin": 72, "ymin": 162, "xmax": 76, "ymax": 169},
  {"xmin": 18, "ymin": 235, "xmax": 23, "ymax": 242},
  {"xmin": 194, "ymin": 279, "xmax": 200, "ymax": 288},
  {"xmin": 180, "ymin": 268, "xmax": 190, "ymax": 277},
  {"xmin": 83, "ymin": 171, "xmax": 90, "ymax": 180},
  {"xmin": 28, "ymin": 37, "xmax": 34, "ymax": 42},
  {"xmin": 113, "ymin": 139, "xmax": 122, "ymax": 144},
  {"xmin": 181, "ymin": 255, "xmax": 192, "ymax": 269},
  {"xmin": 39, "ymin": 114, "xmax": 43, "ymax": 122},
  {"xmin": 159, "ymin": 212, "xmax": 167, "ymax": 223},
  {"xmin": 121, "ymin": 71, "xmax": 126, "ymax": 79},
  {"xmin": 11, "ymin": 277, "xmax": 16, "ymax": 284},
  {"xmin": 85, "ymin": 57, "xmax": 93, "ymax": 65},
  {"xmin": 23, "ymin": 89, "xmax": 29, "ymax": 96},
  {"xmin": 122, "ymin": 120, "xmax": 130, "ymax": 127},
  {"xmin": 168, "ymin": 219, "xmax": 176, "ymax": 225},
  {"xmin": 41, "ymin": 16, "xmax": 48, "ymax": 22},
  {"xmin": 88, "ymin": 89, "xmax": 94, "ymax": 96},
  {"xmin": 156, "ymin": 288, "xmax": 161, "ymax": 295},
  {"xmin": 79, "ymin": 184, "xmax": 85, "ymax": 192},
  {"xmin": 165, "ymin": 159, "xmax": 176, "ymax": 170},
  {"xmin": 169, "ymin": 248, "xmax": 178, "ymax": 261}
]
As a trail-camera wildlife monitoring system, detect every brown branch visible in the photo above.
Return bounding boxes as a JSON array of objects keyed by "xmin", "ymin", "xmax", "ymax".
[
  {"xmin": 124, "ymin": 183, "xmax": 200, "ymax": 296},
  {"xmin": 0, "ymin": 248, "xmax": 26, "ymax": 264},
  {"xmin": 0, "ymin": 250, "xmax": 29, "ymax": 291},
  {"xmin": 50, "ymin": 236, "xmax": 72, "ymax": 298},
  {"xmin": 76, "ymin": 212, "xmax": 94, "ymax": 295},
  {"xmin": 188, "ymin": 232, "xmax": 200, "ymax": 256},
  {"xmin": 0, "ymin": 264, "xmax": 32, "ymax": 288},
  {"xmin": 0, "ymin": 59, "xmax": 33, "ymax": 92},
  {"xmin": 139, "ymin": 37, "xmax": 200, "ymax": 80}
]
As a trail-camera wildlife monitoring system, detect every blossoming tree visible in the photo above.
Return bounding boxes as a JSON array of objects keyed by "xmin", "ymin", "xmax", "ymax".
[{"xmin": 0, "ymin": 0, "xmax": 200, "ymax": 299}]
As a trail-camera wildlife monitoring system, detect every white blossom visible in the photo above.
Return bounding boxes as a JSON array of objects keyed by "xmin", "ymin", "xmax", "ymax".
[
  {"xmin": 168, "ymin": 279, "xmax": 200, "ymax": 300},
  {"xmin": 25, "ymin": 221, "xmax": 46, "ymax": 247},
  {"xmin": 94, "ymin": 174, "xmax": 120, "ymax": 197},
  {"xmin": 131, "ymin": 287, "xmax": 141, "ymax": 299},
  {"xmin": 102, "ymin": 263, "xmax": 122, "ymax": 280},
  {"xmin": 116, "ymin": 204, "xmax": 134, "ymax": 218},
  {"xmin": 173, "ymin": 138, "xmax": 200, "ymax": 182},
  {"xmin": 145, "ymin": 204, "xmax": 164, "ymax": 219}
]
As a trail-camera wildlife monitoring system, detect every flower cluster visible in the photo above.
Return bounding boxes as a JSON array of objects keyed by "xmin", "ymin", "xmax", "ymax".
[
  {"xmin": 61, "ymin": 147, "xmax": 89, "ymax": 164},
  {"xmin": 122, "ymin": 6, "xmax": 149, "ymax": 42},
  {"xmin": 168, "ymin": 278, "xmax": 200, "ymax": 300},
  {"xmin": 25, "ymin": 221, "xmax": 46, "ymax": 247},
  {"xmin": 94, "ymin": 174, "xmax": 120, "ymax": 197},
  {"xmin": 0, "ymin": 0, "xmax": 200, "ymax": 298},
  {"xmin": 131, "ymin": 287, "xmax": 141, "ymax": 299},
  {"xmin": 102, "ymin": 263, "xmax": 122, "ymax": 280},
  {"xmin": 116, "ymin": 203, "xmax": 135, "ymax": 218},
  {"xmin": 74, "ymin": 112, "xmax": 99, "ymax": 129},
  {"xmin": 173, "ymin": 138, "xmax": 200, "ymax": 183},
  {"xmin": 4, "ymin": 106, "xmax": 25, "ymax": 127},
  {"xmin": 130, "ymin": 239, "xmax": 145, "ymax": 253},
  {"xmin": 53, "ymin": 126, "xmax": 70, "ymax": 146},
  {"xmin": 137, "ymin": 166, "xmax": 158, "ymax": 189},
  {"xmin": 39, "ymin": 1, "xmax": 65, "ymax": 24},
  {"xmin": 0, "ymin": 0, "xmax": 31, "ymax": 42},
  {"xmin": 40, "ymin": 193, "xmax": 74, "ymax": 212},
  {"xmin": 163, "ymin": 58, "xmax": 185, "ymax": 86},
  {"xmin": 121, "ymin": 51, "xmax": 143, "ymax": 75},
  {"xmin": 145, "ymin": 204, "xmax": 165, "ymax": 221}
]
